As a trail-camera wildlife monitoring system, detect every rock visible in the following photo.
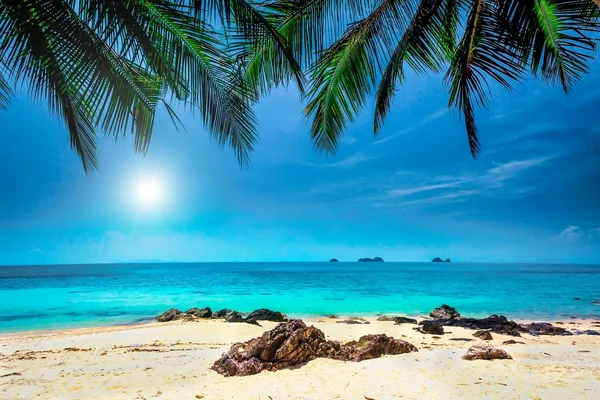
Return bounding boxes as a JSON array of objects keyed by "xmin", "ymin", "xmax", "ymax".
[
  {"xmin": 358, "ymin": 257, "xmax": 384, "ymax": 262},
  {"xmin": 334, "ymin": 334, "xmax": 418, "ymax": 362},
  {"xmin": 336, "ymin": 320, "xmax": 369, "ymax": 325},
  {"xmin": 449, "ymin": 338, "xmax": 474, "ymax": 342},
  {"xmin": 246, "ymin": 309, "xmax": 288, "ymax": 322},
  {"xmin": 156, "ymin": 308, "xmax": 182, "ymax": 322},
  {"xmin": 462, "ymin": 344, "xmax": 512, "ymax": 361},
  {"xmin": 502, "ymin": 340, "xmax": 525, "ymax": 345},
  {"xmin": 211, "ymin": 320, "xmax": 417, "ymax": 376},
  {"xmin": 213, "ymin": 309, "xmax": 233, "ymax": 319},
  {"xmin": 393, "ymin": 317, "xmax": 418, "ymax": 325},
  {"xmin": 473, "ymin": 330, "xmax": 493, "ymax": 340},
  {"xmin": 424, "ymin": 314, "xmax": 522, "ymax": 336},
  {"xmin": 223, "ymin": 311, "xmax": 261, "ymax": 326},
  {"xmin": 521, "ymin": 322, "xmax": 572, "ymax": 336},
  {"xmin": 430, "ymin": 304, "xmax": 461, "ymax": 320},
  {"xmin": 419, "ymin": 321, "xmax": 444, "ymax": 335},
  {"xmin": 431, "ymin": 257, "xmax": 444, "ymax": 262},
  {"xmin": 584, "ymin": 330, "xmax": 600, "ymax": 335},
  {"xmin": 186, "ymin": 307, "xmax": 212, "ymax": 319},
  {"xmin": 327, "ymin": 314, "xmax": 339, "ymax": 319},
  {"xmin": 573, "ymin": 297, "xmax": 581, "ymax": 301},
  {"xmin": 444, "ymin": 258, "xmax": 451, "ymax": 262},
  {"xmin": 593, "ymin": 300, "xmax": 600, "ymax": 305},
  {"xmin": 374, "ymin": 316, "xmax": 418, "ymax": 324},
  {"xmin": 329, "ymin": 258, "xmax": 339, "ymax": 262},
  {"xmin": 555, "ymin": 321, "xmax": 564, "ymax": 325}
]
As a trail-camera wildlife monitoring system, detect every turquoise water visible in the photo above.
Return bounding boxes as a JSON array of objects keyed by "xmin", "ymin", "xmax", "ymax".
[{"xmin": 0, "ymin": 262, "xmax": 599, "ymax": 332}]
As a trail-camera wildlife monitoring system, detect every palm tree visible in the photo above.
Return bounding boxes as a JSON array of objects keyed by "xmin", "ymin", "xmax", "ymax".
[
  {"xmin": 276, "ymin": 0, "xmax": 599, "ymax": 158},
  {"xmin": 0, "ymin": 0, "xmax": 304, "ymax": 172}
]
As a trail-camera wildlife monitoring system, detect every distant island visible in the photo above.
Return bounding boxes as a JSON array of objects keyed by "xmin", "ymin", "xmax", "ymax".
[
  {"xmin": 432, "ymin": 257, "xmax": 451, "ymax": 263},
  {"xmin": 358, "ymin": 257, "xmax": 384, "ymax": 262},
  {"xmin": 329, "ymin": 258, "xmax": 339, "ymax": 262}
]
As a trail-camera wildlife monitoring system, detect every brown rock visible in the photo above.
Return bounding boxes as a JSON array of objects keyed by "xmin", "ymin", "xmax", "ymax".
[
  {"xmin": 419, "ymin": 321, "xmax": 444, "ymax": 335},
  {"xmin": 211, "ymin": 320, "xmax": 417, "ymax": 376},
  {"xmin": 156, "ymin": 308, "xmax": 182, "ymax": 322},
  {"xmin": 430, "ymin": 305, "xmax": 461, "ymax": 320},
  {"xmin": 502, "ymin": 340, "xmax": 525, "ymax": 345},
  {"xmin": 473, "ymin": 330, "xmax": 493, "ymax": 340},
  {"xmin": 462, "ymin": 344, "xmax": 512, "ymax": 361}
]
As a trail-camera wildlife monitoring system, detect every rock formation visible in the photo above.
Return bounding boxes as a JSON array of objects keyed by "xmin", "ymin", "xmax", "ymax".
[
  {"xmin": 211, "ymin": 320, "xmax": 417, "ymax": 376},
  {"xmin": 156, "ymin": 308, "xmax": 182, "ymax": 322},
  {"xmin": 473, "ymin": 330, "xmax": 493, "ymax": 340},
  {"xmin": 377, "ymin": 316, "xmax": 418, "ymax": 324},
  {"xmin": 430, "ymin": 304, "xmax": 461, "ymax": 320},
  {"xmin": 329, "ymin": 258, "xmax": 339, "ymax": 262},
  {"xmin": 358, "ymin": 257, "xmax": 384, "ymax": 262},
  {"xmin": 432, "ymin": 257, "xmax": 451, "ymax": 262},
  {"xmin": 462, "ymin": 344, "xmax": 512, "ymax": 361},
  {"xmin": 246, "ymin": 309, "xmax": 288, "ymax": 322}
]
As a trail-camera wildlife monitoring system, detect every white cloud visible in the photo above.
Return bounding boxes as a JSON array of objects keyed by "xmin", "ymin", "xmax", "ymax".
[
  {"xmin": 558, "ymin": 226, "xmax": 585, "ymax": 241},
  {"xmin": 374, "ymin": 108, "xmax": 448, "ymax": 146}
]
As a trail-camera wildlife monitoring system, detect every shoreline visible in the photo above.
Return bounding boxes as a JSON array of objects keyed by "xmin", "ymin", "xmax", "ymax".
[{"xmin": 2, "ymin": 311, "xmax": 598, "ymax": 337}]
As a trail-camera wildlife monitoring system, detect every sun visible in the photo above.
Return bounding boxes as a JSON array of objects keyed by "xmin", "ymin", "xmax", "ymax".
[{"xmin": 134, "ymin": 178, "xmax": 163, "ymax": 207}]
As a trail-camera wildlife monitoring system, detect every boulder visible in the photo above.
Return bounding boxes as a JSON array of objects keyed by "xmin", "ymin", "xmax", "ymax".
[
  {"xmin": 444, "ymin": 258, "xmax": 451, "ymax": 262},
  {"xmin": 211, "ymin": 320, "xmax": 417, "ymax": 376},
  {"xmin": 246, "ymin": 309, "xmax": 288, "ymax": 322},
  {"xmin": 424, "ymin": 314, "xmax": 522, "ymax": 336},
  {"xmin": 430, "ymin": 304, "xmax": 461, "ymax": 320},
  {"xmin": 502, "ymin": 340, "xmax": 525, "ymax": 345},
  {"xmin": 473, "ymin": 330, "xmax": 493, "ymax": 340},
  {"xmin": 521, "ymin": 322, "xmax": 572, "ymax": 336},
  {"xmin": 329, "ymin": 258, "xmax": 339, "ymax": 262},
  {"xmin": 186, "ymin": 307, "xmax": 212, "ymax": 319},
  {"xmin": 335, "ymin": 320, "xmax": 369, "ymax": 325},
  {"xmin": 156, "ymin": 308, "xmax": 183, "ymax": 322},
  {"xmin": 462, "ymin": 344, "xmax": 512, "ymax": 361},
  {"xmin": 419, "ymin": 321, "xmax": 444, "ymax": 335},
  {"xmin": 376, "ymin": 316, "xmax": 417, "ymax": 324},
  {"xmin": 213, "ymin": 309, "xmax": 234, "ymax": 319}
]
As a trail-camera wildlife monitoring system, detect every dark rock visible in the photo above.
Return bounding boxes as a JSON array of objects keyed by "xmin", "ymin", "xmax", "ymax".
[
  {"xmin": 430, "ymin": 304, "xmax": 461, "ymax": 320},
  {"xmin": 223, "ymin": 311, "xmax": 261, "ymax": 326},
  {"xmin": 336, "ymin": 320, "xmax": 364, "ymax": 325},
  {"xmin": 444, "ymin": 258, "xmax": 451, "ymax": 262},
  {"xmin": 424, "ymin": 314, "xmax": 522, "ymax": 337},
  {"xmin": 329, "ymin": 258, "xmax": 339, "ymax": 262},
  {"xmin": 246, "ymin": 309, "xmax": 288, "ymax": 322},
  {"xmin": 213, "ymin": 309, "xmax": 233, "ymax": 318},
  {"xmin": 449, "ymin": 338, "xmax": 474, "ymax": 342},
  {"xmin": 502, "ymin": 340, "xmax": 525, "ymax": 345},
  {"xmin": 473, "ymin": 330, "xmax": 493, "ymax": 340},
  {"xmin": 555, "ymin": 322, "xmax": 564, "ymax": 325},
  {"xmin": 419, "ymin": 321, "xmax": 445, "ymax": 335},
  {"xmin": 327, "ymin": 314, "xmax": 339, "ymax": 319},
  {"xmin": 156, "ymin": 308, "xmax": 182, "ymax": 322},
  {"xmin": 393, "ymin": 317, "xmax": 418, "ymax": 325},
  {"xmin": 584, "ymin": 330, "xmax": 600, "ymax": 335},
  {"xmin": 462, "ymin": 344, "xmax": 512, "ymax": 361},
  {"xmin": 573, "ymin": 298, "xmax": 581, "ymax": 301},
  {"xmin": 431, "ymin": 257, "xmax": 444, "ymax": 263},
  {"xmin": 358, "ymin": 257, "xmax": 384, "ymax": 262},
  {"xmin": 211, "ymin": 320, "xmax": 417, "ymax": 376},
  {"xmin": 521, "ymin": 322, "xmax": 572, "ymax": 336},
  {"xmin": 376, "ymin": 316, "xmax": 395, "ymax": 321},
  {"xmin": 186, "ymin": 307, "xmax": 212, "ymax": 319},
  {"xmin": 593, "ymin": 300, "xmax": 600, "ymax": 305}
]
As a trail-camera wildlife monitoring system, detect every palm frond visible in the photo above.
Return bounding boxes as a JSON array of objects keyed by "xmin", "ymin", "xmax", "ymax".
[
  {"xmin": 374, "ymin": 0, "xmax": 449, "ymax": 134},
  {"xmin": 304, "ymin": 0, "xmax": 413, "ymax": 154},
  {"xmin": 445, "ymin": 0, "xmax": 525, "ymax": 157}
]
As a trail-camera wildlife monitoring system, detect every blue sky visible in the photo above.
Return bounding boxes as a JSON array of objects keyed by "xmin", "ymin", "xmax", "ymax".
[{"xmin": 1, "ymin": 63, "xmax": 599, "ymax": 265}]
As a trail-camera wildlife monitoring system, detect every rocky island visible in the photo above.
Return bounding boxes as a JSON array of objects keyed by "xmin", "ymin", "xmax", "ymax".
[
  {"xmin": 432, "ymin": 257, "xmax": 451, "ymax": 263},
  {"xmin": 329, "ymin": 258, "xmax": 339, "ymax": 262},
  {"xmin": 358, "ymin": 257, "xmax": 384, "ymax": 262}
]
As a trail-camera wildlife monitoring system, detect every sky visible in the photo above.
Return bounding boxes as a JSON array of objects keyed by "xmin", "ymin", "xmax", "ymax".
[{"xmin": 1, "ymin": 63, "xmax": 599, "ymax": 265}]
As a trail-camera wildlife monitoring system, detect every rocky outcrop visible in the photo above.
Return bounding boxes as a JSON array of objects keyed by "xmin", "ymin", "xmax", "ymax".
[
  {"xmin": 376, "ymin": 316, "xmax": 417, "ymax": 324},
  {"xmin": 358, "ymin": 257, "xmax": 384, "ymax": 262},
  {"xmin": 213, "ymin": 309, "xmax": 233, "ymax": 318},
  {"xmin": 421, "ymin": 314, "xmax": 522, "ymax": 336},
  {"xmin": 432, "ymin": 257, "xmax": 451, "ymax": 263},
  {"xmin": 473, "ymin": 330, "xmax": 493, "ymax": 340},
  {"xmin": 211, "ymin": 320, "xmax": 417, "ymax": 376},
  {"xmin": 156, "ymin": 308, "xmax": 182, "ymax": 322},
  {"xmin": 430, "ymin": 304, "xmax": 461, "ymax": 320},
  {"xmin": 246, "ymin": 309, "xmax": 288, "ymax": 322},
  {"xmin": 521, "ymin": 322, "xmax": 572, "ymax": 336},
  {"xmin": 462, "ymin": 344, "xmax": 512, "ymax": 361},
  {"xmin": 336, "ymin": 319, "xmax": 370, "ymax": 325},
  {"xmin": 329, "ymin": 258, "xmax": 339, "ymax": 262},
  {"xmin": 186, "ymin": 307, "xmax": 212, "ymax": 319},
  {"xmin": 418, "ymin": 321, "xmax": 445, "ymax": 335}
]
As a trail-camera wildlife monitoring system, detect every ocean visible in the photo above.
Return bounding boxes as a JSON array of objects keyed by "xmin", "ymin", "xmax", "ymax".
[{"xmin": 0, "ymin": 262, "xmax": 599, "ymax": 332}]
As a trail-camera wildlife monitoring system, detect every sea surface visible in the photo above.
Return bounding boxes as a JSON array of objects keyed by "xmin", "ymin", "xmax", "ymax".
[{"xmin": 0, "ymin": 262, "xmax": 599, "ymax": 333}]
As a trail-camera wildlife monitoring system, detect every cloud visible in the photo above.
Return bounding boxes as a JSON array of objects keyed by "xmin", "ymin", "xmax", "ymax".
[
  {"xmin": 558, "ymin": 226, "xmax": 585, "ymax": 241},
  {"xmin": 30, "ymin": 247, "xmax": 42, "ymax": 254},
  {"xmin": 374, "ymin": 108, "xmax": 448, "ymax": 146}
]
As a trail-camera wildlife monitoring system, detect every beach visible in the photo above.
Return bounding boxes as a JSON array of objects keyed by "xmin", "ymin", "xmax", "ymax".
[{"xmin": 1, "ymin": 317, "xmax": 599, "ymax": 400}]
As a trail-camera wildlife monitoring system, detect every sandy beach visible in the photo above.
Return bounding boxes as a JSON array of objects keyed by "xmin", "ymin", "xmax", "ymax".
[{"xmin": 1, "ymin": 317, "xmax": 599, "ymax": 400}]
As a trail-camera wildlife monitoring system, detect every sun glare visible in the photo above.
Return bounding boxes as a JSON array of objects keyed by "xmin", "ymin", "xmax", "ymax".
[{"xmin": 134, "ymin": 178, "xmax": 163, "ymax": 208}]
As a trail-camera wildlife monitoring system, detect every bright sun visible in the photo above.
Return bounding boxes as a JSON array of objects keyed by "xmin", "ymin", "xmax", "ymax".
[{"xmin": 135, "ymin": 178, "xmax": 163, "ymax": 207}]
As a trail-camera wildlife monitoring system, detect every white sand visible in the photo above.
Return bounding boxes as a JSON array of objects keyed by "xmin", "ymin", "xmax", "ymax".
[{"xmin": 1, "ymin": 317, "xmax": 599, "ymax": 399}]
